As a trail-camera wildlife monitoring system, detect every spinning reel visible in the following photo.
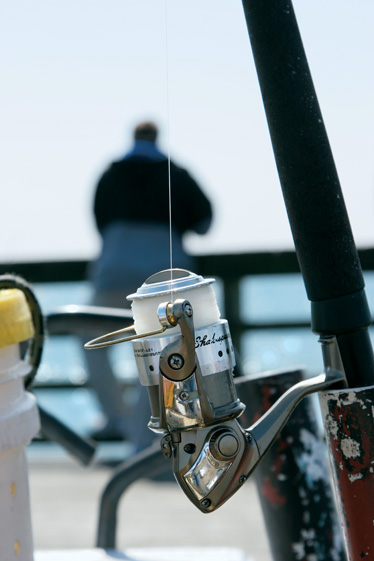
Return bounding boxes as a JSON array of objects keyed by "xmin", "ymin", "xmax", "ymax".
[{"xmin": 86, "ymin": 269, "xmax": 344, "ymax": 512}]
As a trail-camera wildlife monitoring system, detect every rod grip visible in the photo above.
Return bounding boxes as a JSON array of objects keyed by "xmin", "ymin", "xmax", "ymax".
[{"xmin": 242, "ymin": 0, "xmax": 364, "ymax": 303}]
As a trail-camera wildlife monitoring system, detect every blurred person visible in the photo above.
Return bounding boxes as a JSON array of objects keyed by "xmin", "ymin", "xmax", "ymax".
[{"xmin": 84, "ymin": 121, "xmax": 213, "ymax": 447}]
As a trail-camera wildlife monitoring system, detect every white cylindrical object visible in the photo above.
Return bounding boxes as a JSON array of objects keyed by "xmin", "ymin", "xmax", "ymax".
[{"xmin": 0, "ymin": 344, "xmax": 40, "ymax": 561}]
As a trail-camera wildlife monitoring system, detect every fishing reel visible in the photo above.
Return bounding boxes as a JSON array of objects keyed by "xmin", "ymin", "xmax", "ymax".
[{"xmin": 85, "ymin": 269, "xmax": 344, "ymax": 513}]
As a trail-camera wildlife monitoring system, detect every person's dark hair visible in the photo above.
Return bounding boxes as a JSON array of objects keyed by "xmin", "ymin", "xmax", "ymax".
[{"xmin": 134, "ymin": 122, "xmax": 158, "ymax": 143}]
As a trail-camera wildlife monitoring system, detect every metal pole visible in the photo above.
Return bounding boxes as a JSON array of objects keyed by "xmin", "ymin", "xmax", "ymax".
[{"xmin": 97, "ymin": 444, "xmax": 169, "ymax": 548}]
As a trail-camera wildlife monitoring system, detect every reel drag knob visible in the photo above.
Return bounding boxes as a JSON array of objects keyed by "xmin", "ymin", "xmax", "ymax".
[{"xmin": 209, "ymin": 428, "xmax": 240, "ymax": 461}]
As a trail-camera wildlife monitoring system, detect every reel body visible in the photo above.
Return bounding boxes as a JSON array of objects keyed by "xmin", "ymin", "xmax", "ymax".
[
  {"xmin": 131, "ymin": 295, "xmax": 251, "ymax": 512},
  {"xmin": 132, "ymin": 316, "xmax": 243, "ymax": 432}
]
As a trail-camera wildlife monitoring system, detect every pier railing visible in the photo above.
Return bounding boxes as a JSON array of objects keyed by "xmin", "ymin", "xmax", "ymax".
[{"xmin": 2, "ymin": 248, "xmax": 374, "ymax": 375}]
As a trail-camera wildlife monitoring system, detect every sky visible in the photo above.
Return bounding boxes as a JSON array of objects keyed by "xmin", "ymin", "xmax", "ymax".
[{"xmin": 1, "ymin": 1, "xmax": 373, "ymax": 263}]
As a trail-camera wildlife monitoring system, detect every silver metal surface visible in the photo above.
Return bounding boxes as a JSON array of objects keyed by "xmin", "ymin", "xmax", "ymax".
[
  {"xmin": 319, "ymin": 335, "xmax": 347, "ymax": 382},
  {"xmin": 84, "ymin": 323, "xmax": 167, "ymax": 349},
  {"xmin": 132, "ymin": 320, "xmax": 235, "ymax": 386},
  {"xmin": 127, "ymin": 269, "xmax": 215, "ymax": 301},
  {"xmin": 157, "ymin": 302, "xmax": 176, "ymax": 329},
  {"xmin": 184, "ymin": 440, "xmax": 234, "ymax": 501},
  {"xmin": 137, "ymin": 300, "xmax": 243, "ymax": 436},
  {"xmin": 194, "ymin": 322, "xmax": 235, "ymax": 376},
  {"xmin": 172, "ymin": 420, "xmax": 259, "ymax": 512},
  {"xmin": 148, "ymin": 366, "xmax": 244, "ymax": 433},
  {"xmin": 210, "ymin": 429, "xmax": 240, "ymax": 460},
  {"xmin": 159, "ymin": 300, "xmax": 197, "ymax": 382},
  {"xmin": 249, "ymin": 368, "xmax": 345, "ymax": 456},
  {"xmin": 161, "ymin": 374, "xmax": 204, "ymax": 430}
]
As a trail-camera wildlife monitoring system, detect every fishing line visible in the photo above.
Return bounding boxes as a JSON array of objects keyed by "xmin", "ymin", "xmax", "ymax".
[{"xmin": 164, "ymin": 0, "xmax": 173, "ymax": 300}]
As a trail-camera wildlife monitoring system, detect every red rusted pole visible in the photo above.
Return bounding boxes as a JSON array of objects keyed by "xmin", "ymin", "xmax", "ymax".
[{"xmin": 319, "ymin": 386, "xmax": 374, "ymax": 560}]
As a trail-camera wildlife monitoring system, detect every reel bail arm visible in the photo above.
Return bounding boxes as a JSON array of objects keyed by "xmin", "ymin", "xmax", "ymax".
[{"xmin": 158, "ymin": 299, "xmax": 197, "ymax": 382}]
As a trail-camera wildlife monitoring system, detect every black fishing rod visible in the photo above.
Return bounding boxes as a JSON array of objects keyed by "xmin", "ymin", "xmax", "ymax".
[{"xmin": 241, "ymin": 0, "xmax": 374, "ymax": 389}]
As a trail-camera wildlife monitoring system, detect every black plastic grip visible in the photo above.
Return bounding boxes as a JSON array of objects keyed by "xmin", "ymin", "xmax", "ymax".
[{"xmin": 241, "ymin": 0, "xmax": 364, "ymax": 303}]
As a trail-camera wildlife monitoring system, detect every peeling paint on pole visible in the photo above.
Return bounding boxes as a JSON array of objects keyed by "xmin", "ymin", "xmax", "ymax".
[
  {"xmin": 319, "ymin": 385, "xmax": 374, "ymax": 560},
  {"xmin": 236, "ymin": 369, "xmax": 346, "ymax": 561}
]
